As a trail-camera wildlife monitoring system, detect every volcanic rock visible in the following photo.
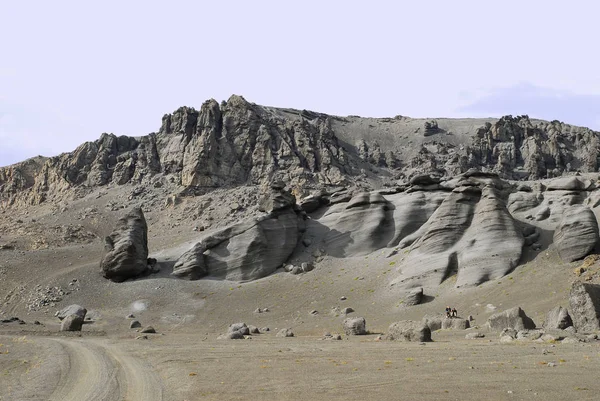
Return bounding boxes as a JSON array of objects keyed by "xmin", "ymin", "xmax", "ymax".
[
  {"xmin": 387, "ymin": 320, "xmax": 432, "ymax": 342},
  {"xmin": 543, "ymin": 306, "xmax": 573, "ymax": 330},
  {"xmin": 60, "ymin": 314, "xmax": 84, "ymax": 332},
  {"xmin": 172, "ymin": 186, "xmax": 302, "ymax": 282},
  {"xmin": 569, "ymin": 281, "xmax": 600, "ymax": 332},
  {"xmin": 343, "ymin": 317, "xmax": 366, "ymax": 335},
  {"xmin": 553, "ymin": 205, "xmax": 599, "ymax": 263},
  {"xmin": 56, "ymin": 304, "xmax": 87, "ymax": 321},
  {"xmin": 486, "ymin": 307, "xmax": 536, "ymax": 331},
  {"xmin": 100, "ymin": 207, "xmax": 150, "ymax": 282}
]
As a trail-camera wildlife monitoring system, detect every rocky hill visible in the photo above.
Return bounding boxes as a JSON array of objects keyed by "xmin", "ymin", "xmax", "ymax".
[
  {"xmin": 2, "ymin": 95, "xmax": 600, "ymax": 299},
  {"xmin": 2, "ymin": 95, "xmax": 599, "ymax": 209}
]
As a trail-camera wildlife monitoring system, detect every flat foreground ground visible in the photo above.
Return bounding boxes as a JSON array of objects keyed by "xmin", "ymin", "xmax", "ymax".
[{"xmin": 1, "ymin": 331, "xmax": 599, "ymax": 401}]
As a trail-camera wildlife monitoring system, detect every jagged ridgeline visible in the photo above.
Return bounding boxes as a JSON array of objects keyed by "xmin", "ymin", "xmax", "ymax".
[{"xmin": 1, "ymin": 95, "xmax": 599, "ymax": 207}]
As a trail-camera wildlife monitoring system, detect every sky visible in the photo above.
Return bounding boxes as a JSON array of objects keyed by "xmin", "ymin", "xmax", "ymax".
[{"xmin": 1, "ymin": 0, "xmax": 599, "ymax": 166}]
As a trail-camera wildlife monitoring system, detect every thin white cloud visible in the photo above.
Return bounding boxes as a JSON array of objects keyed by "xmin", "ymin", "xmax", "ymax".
[{"xmin": 457, "ymin": 83, "xmax": 600, "ymax": 130}]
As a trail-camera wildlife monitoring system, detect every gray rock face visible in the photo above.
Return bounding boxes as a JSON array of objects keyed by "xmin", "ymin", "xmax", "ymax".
[
  {"xmin": 392, "ymin": 185, "xmax": 523, "ymax": 288},
  {"xmin": 60, "ymin": 314, "xmax": 83, "ymax": 332},
  {"xmin": 388, "ymin": 321, "xmax": 432, "ymax": 342},
  {"xmin": 56, "ymin": 304, "xmax": 87, "ymax": 321},
  {"xmin": 543, "ymin": 306, "xmax": 573, "ymax": 330},
  {"xmin": 343, "ymin": 317, "xmax": 366, "ymax": 335},
  {"xmin": 569, "ymin": 281, "xmax": 600, "ymax": 332},
  {"xmin": 172, "ymin": 186, "xmax": 302, "ymax": 282},
  {"xmin": 323, "ymin": 192, "xmax": 396, "ymax": 257},
  {"xmin": 100, "ymin": 207, "xmax": 149, "ymax": 282},
  {"xmin": 553, "ymin": 205, "xmax": 599, "ymax": 262},
  {"xmin": 486, "ymin": 307, "xmax": 536, "ymax": 331}
]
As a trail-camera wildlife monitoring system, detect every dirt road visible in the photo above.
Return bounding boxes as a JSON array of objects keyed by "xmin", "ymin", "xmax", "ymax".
[{"xmin": 1, "ymin": 336, "xmax": 164, "ymax": 401}]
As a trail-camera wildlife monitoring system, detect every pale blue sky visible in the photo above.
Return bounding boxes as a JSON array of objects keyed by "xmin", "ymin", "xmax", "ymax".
[{"xmin": 1, "ymin": 0, "xmax": 599, "ymax": 166}]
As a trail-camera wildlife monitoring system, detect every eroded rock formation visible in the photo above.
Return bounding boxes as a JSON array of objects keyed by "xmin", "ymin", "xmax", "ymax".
[
  {"xmin": 100, "ymin": 207, "xmax": 150, "ymax": 282},
  {"xmin": 172, "ymin": 183, "xmax": 304, "ymax": 282}
]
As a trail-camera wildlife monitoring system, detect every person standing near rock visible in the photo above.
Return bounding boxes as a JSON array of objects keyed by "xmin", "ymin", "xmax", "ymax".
[{"xmin": 451, "ymin": 307, "xmax": 458, "ymax": 318}]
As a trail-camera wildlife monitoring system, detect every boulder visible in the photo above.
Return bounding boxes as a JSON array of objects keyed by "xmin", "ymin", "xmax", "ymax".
[
  {"xmin": 276, "ymin": 328, "xmax": 294, "ymax": 338},
  {"xmin": 56, "ymin": 304, "xmax": 87, "ymax": 321},
  {"xmin": 465, "ymin": 332, "xmax": 485, "ymax": 339},
  {"xmin": 404, "ymin": 287, "xmax": 423, "ymax": 306},
  {"xmin": 228, "ymin": 323, "xmax": 250, "ymax": 336},
  {"xmin": 140, "ymin": 326, "xmax": 156, "ymax": 334},
  {"xmin": 441, "ymin": 318, "xmax": 470, "ymax": 330},
  {"xmin": 100, "ymin": 207, "xmax": 150, "ymax": 282},
  {"xmin": 554, "ymin": 205, "xmax": 599, "ymax": 262},
  {"xmin": 218, "ymin": 331, "xmax": 245, "ymax": 340},
  {"xmin": 569, "ymin": 281, "xmax": 600, "ymax": 332},
  {"xmin": 388, "ymin": 320, "xmax": 432, "ymax": 342},
  {"xmin": 486, "ymin": 307, "xmax": 536, "ymax": 331},
  {"xmin": 130, "ymin": 320, "xmax": 142, "ymax": 329},
  {"xmin": 343, "ymin": 317, "xmax": 366, "ymax": 335},
  {"xmin": 422, "ymin": 315, "xmax": 443, "ymax": 331},
  {"xmin": 60, "ymin": 314, "xmax": 83, "ymax": 332},
  {"xmin": 516, "ymin": 330, "xmax": 543, "ymax": 341},
  {"xmin": 543, "ymin": 306, "xmax": 573, "ymax": 330}
]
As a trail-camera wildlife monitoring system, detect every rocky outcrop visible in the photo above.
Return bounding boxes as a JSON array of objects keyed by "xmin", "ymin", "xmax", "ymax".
[
  {"xmin": 391, "ymin": 183, "xmax": 523, "ymax": 289},
  {"xmin": 486, "ymin": 307, "xmax": 536, "ymax": 331},
  {"xmin": 100, "ymin": 207, "xmax": 150, "ymax": 282},
  {"xmin": 172, "ymin": 184, "xmax": 303, "ymax": 282},
  {"xmin": 388, "ymin": 320, "xmax": 432, "ymax": 342},
  {"xmin": 569, "ymin": 281, "xmax": 600, "ymax": 332},
  {"xmin": 553, "ymin": 205, "xmax": 599, "ymax": 263},
  {"xmin": 543, "ymin": 306, "xmax": 573, "ymax": 330},
  {"xmin": 322, "ymin": 192, "xmax": 396, "ymax": 257}
]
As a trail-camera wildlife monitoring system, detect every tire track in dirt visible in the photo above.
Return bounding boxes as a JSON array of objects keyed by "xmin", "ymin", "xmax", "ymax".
[{"xmin": 47, "ymin": 337, "xmax": 163, "ymax": 401}]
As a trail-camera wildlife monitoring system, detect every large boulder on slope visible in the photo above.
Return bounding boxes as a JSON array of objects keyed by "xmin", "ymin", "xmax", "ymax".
[
  {"xmin": 569, "ymin": 281, "xmax": 600, "ymax": 332},
  {"xmin": 100, "ymin": 207, "xmax": 150, "ymax": 282},
  {"xmin": 553, "ymin": 205, "xmax": 599, "ymax": 263},
  {"xmin": 388, "ymin": 320, "xmax": 432, "ymax": 342},
  {"xmin": 543, "ymin": 306, "xmax": 573, "ymax": 330},
  {"xmin": 486, "ymin": 307, "xmax": 536, "ymax": 331}
]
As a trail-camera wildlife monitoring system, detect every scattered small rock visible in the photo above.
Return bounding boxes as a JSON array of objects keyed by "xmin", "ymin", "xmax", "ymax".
[
  {"xmin": 140, "ymin": 326, "xmax": 156, "ymax": 334},
  {"xmin": 276, "ymin": 328, "xmax": 294, "ymax": 338}
]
